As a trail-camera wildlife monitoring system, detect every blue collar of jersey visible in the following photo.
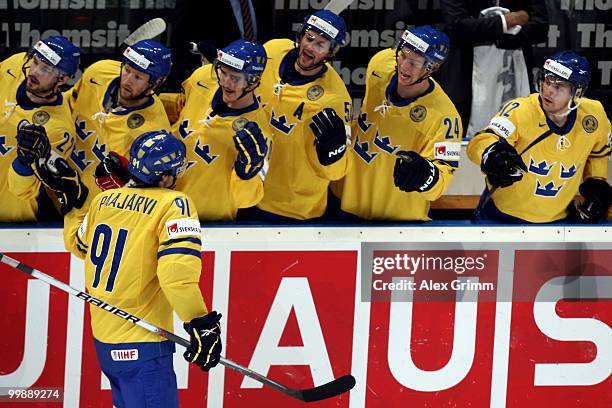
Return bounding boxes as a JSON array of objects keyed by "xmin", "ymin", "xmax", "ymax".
[
  {"xmin": 210, "ymin": 87, "xmax": 260, "ymax": 117},
  {"xmin": 16, "ymin": 80, "xmax": 64, "ymax": 109},
  {"xmin": 103, "ymin": 77, "xmax": 155, "ymax": 115},
  {"xmin": 279, "ymin": 48, "xmax": 328, "ymax": 86},
  {"xmin": 538, "ymin": 95, "xmax": 577, "ymax": 136},
  {"xmin": 385, "ymin": 75, "xmax": 435, "ymax": 107}
]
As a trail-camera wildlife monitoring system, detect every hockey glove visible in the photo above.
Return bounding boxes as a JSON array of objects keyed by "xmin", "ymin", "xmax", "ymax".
[
  {"xmin": 393, "ymin": 150, "xmax": 440, "ymax": 193},
  {"xmin": 183, "ymin": 311, "xmax": 222, "ymax": 372},
  {"xmin": 34, "ymin": 156, "xmax": 88, "ymax": 215},
  {"xmin": 481, "ymin": 141, "xmax": 527, "ymax": 188},
  {"xmin": 16, "ymin": 120, "xmax": 51, "ymax": 166},
  {"xmin": 568, "ymin": 178, "xmax": 612, "ymax": 223},
  {"xmin": 94, "ymin": 151, "xmax": 130, "ymax": 191},
  {"xmin": 309, "ymin": 108, "xmax": 348, "ymax": 166},
  {"xmin": 233, "ymin": 122, "xmax": 268, "ymax": 180}
]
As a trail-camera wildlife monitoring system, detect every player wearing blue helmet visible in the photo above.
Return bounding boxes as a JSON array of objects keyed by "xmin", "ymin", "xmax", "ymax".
[
  {"xmin": 331, "ymin": 26, "xmax": 462, "ymax": 221},
  {"xmin": 22, "ymin": 36, "xmax": 81, "ymax": 100},
  {"xmin": 248, "ymin": 10, "xmax": 352, "ymax": 221},
  {"xmin": 213, "ymin": 39, "xmax": 267, "ymax": 107},
  {"xmin": 65, "ymin": 130, "xmax": 221, "ymax": 408},
  {"xmin": 159, "ymin": 39, "xmax": 273, "ymax": 221},
  {"xmin": 295, "ymin": 9, "xmax": 347, "ymax": 72},
  {"xmin": 122, "ymin": 39, "xmax": 172, "ymax": 103},
  {"xmin": 1, "ymin": 35, "xmax": 80, "ymax": 221},
  {"xmin": 468, "ymin": 51, "xmax": 611, "ymax": 223},
  {"xmin": 51, "ymin": 39, "xmax": 172, "ymax": 256},
  {"xmin": 395, "ymin": 25, "xmax": 449, "ymax": 88}
]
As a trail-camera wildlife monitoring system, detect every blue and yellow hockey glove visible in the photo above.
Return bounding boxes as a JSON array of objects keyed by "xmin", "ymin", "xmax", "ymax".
[
  {"xmin": 16, "ymin": 120, "xmax": 51, "ymax": 166},
  {"xmin": 233, "ymin": 122, "xmax": 268, "ymax": 180}
]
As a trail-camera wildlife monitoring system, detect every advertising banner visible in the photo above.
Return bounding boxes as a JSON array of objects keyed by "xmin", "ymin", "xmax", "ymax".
[{"xmin": 0, "ymin": 231, "xmax": 611, "ymax": 407}]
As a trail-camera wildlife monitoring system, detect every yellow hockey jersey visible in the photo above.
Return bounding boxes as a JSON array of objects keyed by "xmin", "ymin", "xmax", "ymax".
[
  {"xmin": 467, "ymin": 93, "xmax": 611, "ymax": 223},
  {"xmin": 163, "ymin": 64, "xmax": 272, "ymax": 221},
  {"xmin": 0, "ymin": 52, "xmax": 75, "ymax": 221},
  {"xmin": 63, "ymin": 60, "xmax": 170, "ymax": 253},
  {"xmin": 69, "ymin": 186, "xmax": 208, "ymax": 343},
  {"xmin": 256, "ymin": 39, "xmax": 352, "ymax": 219},
  {"xmin": 335, "ymin": 48, "xmax": 462, "ymax": 221}
]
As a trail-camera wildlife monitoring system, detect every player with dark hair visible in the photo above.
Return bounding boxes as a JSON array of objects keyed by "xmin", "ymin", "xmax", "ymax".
[
  {"xmin": 39, "ymin": 39, "xmax": 175, "ymax": 253},
  {"xmin": 65, "ymin": 130, "xmax": 221, "ymax": 408},
  {"xmin": 247, "ymin": 9, "xmax": 352, "ymax": 221},
  {"xmin": 1, "ymin": 35, "xmax": 80, "ymax": 221},
  {"xmin": 161, "ymin": 39, "xmax": 272, "ymax": 221},
  {"xmin": 468, "ymin": 51, "xmax": 611, "ymax": 223},
  {"xmin": 333, "ymin": 26, "xmax": 462, "ymax": 221}
]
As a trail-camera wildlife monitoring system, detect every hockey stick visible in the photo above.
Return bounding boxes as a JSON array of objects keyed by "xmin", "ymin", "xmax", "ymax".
[
  {"xmin": 124, "ymin": 18, "xmax": 167, "ymax": 46},
  {"xmin": 0, "ymin": 253, "xmax": 356, "ymax": 402},
  {"xmin": 474, "ymin": 129, "xmax": 554, "ymax": 218},
  {"xmin": 324, "ymin": 0, "xmax": 355, "ymax": 14}
]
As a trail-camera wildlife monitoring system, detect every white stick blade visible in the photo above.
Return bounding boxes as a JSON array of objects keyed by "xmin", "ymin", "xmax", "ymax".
[
  {"xmin": 324, "ymin": 0, "xmax": 354, "ymax": 14},
  {"xmin": 124, "ymin": 18, "xmax": 167, "ymax": 46}
]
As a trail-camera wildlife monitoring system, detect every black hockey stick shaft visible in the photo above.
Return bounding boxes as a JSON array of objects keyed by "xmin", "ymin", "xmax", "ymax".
[
  {"xmin": 0, "ymin": 253, "xmax": 355, "ymax": 402},
  {"xmin": 475, "ymin": 129, "xmax": 554, "ymax": 217}
]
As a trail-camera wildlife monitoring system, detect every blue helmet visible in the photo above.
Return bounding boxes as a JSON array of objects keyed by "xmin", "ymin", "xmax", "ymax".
[
  {"xmin": 128, "ymin": 130, "xmax": 186, "ymax": 185},
  {"xmin": 543, "ymin": 51, "xmax": 591, "ymax": 96},
  {"xmin": 214, "ymin": 39, "xmax": 267, "ymax": 88},
  {"xmin": 31, "ymin": 36, "xmax": 80, "ymax": 76},
  {"xmin": 397, "ymin": 25, "xmax": 449, "ymax": 70},
  {"xmin": 123, "ymin": 39, "xmax": 172, "ymax": 86},
  {"xmin": 300, "ymin": 10, "xmax": 347, "ymax": 53}
]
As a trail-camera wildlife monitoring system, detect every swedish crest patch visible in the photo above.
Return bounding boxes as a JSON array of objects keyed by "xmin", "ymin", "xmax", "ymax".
[
  {"xmin": 127, "ymin": 113, "xmax": 145, "ymax": 129},
  {"xmin": 32, "ymin": 110, "xmax": 50, "ymax": 125},
  {"xmin": 307, "ymin": 85, "xmax": 324, "ymax": 101}
]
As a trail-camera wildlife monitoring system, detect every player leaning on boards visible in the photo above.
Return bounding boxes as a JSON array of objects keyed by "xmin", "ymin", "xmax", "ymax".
[
  {"xmin": 243, "ymin": 9, "xmax": 352, "ymax": 221},
  {"xmin": 1, "ymin": 36, "xmax": 80, "ymax": 222},
  {"xmin": 65, "ymin": 130, "xmax": 221, "ymax": 408},
  {"xmin": 468, "ymin": 51, "xmax": 611, "ymax": 223},
  {"xmin": 41, "ymin": 39, "xmax": 173, "ymax": 253},
  {"xmin": 160, "ymin": 39, "xmax": 272, "ymax": 221},
  {"xmin": 332, "ymin": 26, "xmax": 462, "ymax": 221}
]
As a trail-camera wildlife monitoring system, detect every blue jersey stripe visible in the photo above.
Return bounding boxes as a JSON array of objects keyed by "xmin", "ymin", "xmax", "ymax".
[
  {"xmin": 159, "ymin": 237, "xmax": 201, "ymax": 247},
  {"xmin": 76, "ymin": 233, "xmax": 89, "ymax": 249},
  {"xmin": 157, "ymin": 247, "xmax": 201, "ymax": 259}
]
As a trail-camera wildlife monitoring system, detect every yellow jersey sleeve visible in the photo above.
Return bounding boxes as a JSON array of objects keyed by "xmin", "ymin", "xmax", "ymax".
[{"xmin": 156, "ymin": 192, "xmax": 208, "ymax": 322}]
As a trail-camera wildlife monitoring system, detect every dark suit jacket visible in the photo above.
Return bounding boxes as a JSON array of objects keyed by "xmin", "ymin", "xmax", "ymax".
[{"xmin": 436, "ymin": 0, "xmax": 549, "ymax": 130}]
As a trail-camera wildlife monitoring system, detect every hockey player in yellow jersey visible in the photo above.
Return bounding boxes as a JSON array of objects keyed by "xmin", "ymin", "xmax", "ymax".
[
  {"xmin": 0, "ymin": 36, "xmax": 80, "ymax": 221},
  {"xmin": 51, "ymin": 40, "xmax": 172, "ymax": 252},
  {"xmin": 64, "ymin": 39, "xmax": 171, "ymax": 194},
  {"xmin": 333, "ymin": 26, "xmax": 462, "ymax": 221},
  {"xmin": 468, "ymin": 51, "xmax": 611, "ymax": 223},
  {"xmin": 66, "ymin": 130, "xmax": 221, "ymax": 407},
  {"xmin": 249, "ymin": 10, "xmax": 352, "ymax": 221},
  {"xmin": 161, "ymin": 39, "xmax": 271, "ymax": 221}
]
